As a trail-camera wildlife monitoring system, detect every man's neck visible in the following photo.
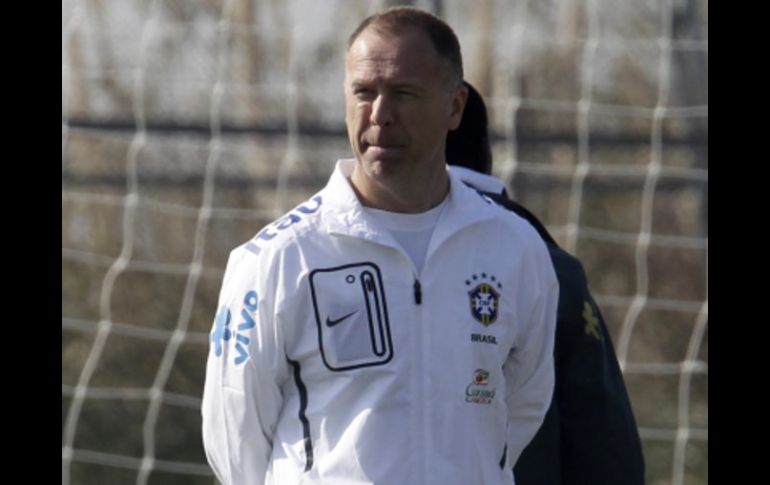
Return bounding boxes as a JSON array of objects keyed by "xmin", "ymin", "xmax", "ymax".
[{"xmin": 349, "ymin": 163, "xmax": 450, "ymax": 213}]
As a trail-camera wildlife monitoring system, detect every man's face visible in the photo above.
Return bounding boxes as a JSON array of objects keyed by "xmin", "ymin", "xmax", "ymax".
[{"xmin": 344, "ymin": 27, "xmax": 466, "ymax": 185}]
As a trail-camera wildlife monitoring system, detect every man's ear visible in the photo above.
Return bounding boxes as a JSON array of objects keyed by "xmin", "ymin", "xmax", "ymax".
[{"xmin": 448, "ymin": 83, "xmax": 469, "ymax": 131}]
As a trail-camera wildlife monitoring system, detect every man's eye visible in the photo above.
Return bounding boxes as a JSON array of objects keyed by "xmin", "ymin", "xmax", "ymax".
[{"xmin": 354, "ymin": 89, "xmax": 374, "ymax": 99}]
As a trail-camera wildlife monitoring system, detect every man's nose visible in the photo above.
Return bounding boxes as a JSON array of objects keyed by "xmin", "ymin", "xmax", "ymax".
[{"xmin": 370, "ymin": 94, "xmax": 395, "ymax": 127}]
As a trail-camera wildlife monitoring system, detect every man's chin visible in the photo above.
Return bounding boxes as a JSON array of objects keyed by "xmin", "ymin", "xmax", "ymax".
[
  {"xmin": 361, "ymin": 147, "xmax": 410, "ymax": 170},
  {"xmin": 360, "ymin": 158, "xmax": 406, "ymax": 180}
]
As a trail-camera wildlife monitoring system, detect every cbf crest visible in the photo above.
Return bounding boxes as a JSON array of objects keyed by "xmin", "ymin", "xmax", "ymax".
[{"xmin": 465, "ymin": 273, "xmax": 502, "ymax": 326}]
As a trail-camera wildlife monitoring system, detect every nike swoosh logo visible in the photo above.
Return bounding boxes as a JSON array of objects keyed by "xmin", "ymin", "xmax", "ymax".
[{"xmin": 325, "ymin": 311, "xmax": 357, "ymax": 328}]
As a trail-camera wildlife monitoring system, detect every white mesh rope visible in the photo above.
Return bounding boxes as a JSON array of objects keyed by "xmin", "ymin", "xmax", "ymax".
[
  {"xmin": 133, "ymin": 0, "xmax": 230, "ymax": 480},
  {"xmin": 62, "ymin": 0, "xmax": 153, "ymax": 480},
  {"xmin": 496, "ymin": 0, "xmax": 529, "ymax": 189},
  {"xmin": 564, "ymin": 0, "xmax": 598, "ymax": 256}
]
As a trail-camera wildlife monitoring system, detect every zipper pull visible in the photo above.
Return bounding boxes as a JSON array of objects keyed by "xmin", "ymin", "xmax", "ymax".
[{"xmin": 413, "ymin": 279, "xmax": 422, "ymax": 305}]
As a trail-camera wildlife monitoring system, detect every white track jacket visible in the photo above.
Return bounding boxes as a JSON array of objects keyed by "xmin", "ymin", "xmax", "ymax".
[{"xmin": 202, "ymin": 159, "xmax": 559, "ymax": 485}]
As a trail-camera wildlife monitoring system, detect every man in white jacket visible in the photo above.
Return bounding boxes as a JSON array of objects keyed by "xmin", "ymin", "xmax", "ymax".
[{"xmin": 202, "ymin": 7, "xmax": 559, "ymax": 485}]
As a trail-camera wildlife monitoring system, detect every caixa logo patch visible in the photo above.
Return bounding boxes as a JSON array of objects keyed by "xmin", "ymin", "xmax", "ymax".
[
  {"xmin": 245, "ymin": 196, "xmax": 322, "ymax": 255},
  {"xmin": 210, "ymin": 291, "xmax": 258, "ymax": 365},
  {"xmin": 466, "ymin": 368, "xmax": 496, "ymax": 405}
]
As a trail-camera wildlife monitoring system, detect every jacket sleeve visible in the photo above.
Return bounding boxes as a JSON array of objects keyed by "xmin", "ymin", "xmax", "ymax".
[
  {"xmin": 503, "ymin": 237, "xmax": 559, "ymax": 468},
  {"xmin": 549, "ymin": 250, "xmax": 645, "ymax": 485},
  {"xmin": 201, "ymin": 247, "xmax": 289, "ymax": 485}
]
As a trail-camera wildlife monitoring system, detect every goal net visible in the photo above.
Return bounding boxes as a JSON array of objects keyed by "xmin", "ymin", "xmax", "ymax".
[{"xmin": 62, "ymin": 1, "xmax": 707, "ymax": 484}]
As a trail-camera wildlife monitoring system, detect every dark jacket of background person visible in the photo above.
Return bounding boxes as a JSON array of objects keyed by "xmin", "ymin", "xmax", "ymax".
[{"xmin": 447, "ymin": 82, "xmax": 645, "ymax": 485}]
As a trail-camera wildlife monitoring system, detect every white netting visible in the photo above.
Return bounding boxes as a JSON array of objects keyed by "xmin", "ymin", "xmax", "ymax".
[{"xmin": 62, "ymin": 1, "xmax": 707, "ymax": 484}]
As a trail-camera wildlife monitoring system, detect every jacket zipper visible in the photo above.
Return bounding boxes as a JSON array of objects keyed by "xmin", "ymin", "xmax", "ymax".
[{"xmin": 413, "ymin": 279, "xmax": 422, "ymax": 305}]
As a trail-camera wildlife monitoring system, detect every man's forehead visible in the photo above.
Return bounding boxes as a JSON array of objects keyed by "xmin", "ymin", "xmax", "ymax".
[
  {"xmin": 345, "ymin": 27, "xmax": 445, "ymax": 81},
  {"xmin": 349, "ymin": 26, "xmax": 438, "ymax": 59}
]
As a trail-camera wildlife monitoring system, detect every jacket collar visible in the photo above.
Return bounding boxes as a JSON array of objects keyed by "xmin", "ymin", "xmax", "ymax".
[
  {"xmin": 321, "ymin": 159, "xmax": 497, "ymax": 252},
  {"xmin": 448, "ymin": 166, "xmax": 507, "ymax": 195}
]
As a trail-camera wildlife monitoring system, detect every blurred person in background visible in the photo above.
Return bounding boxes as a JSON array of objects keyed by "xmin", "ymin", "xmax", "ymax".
[{"xmin": 446, "ymin": 81, "xmax": 645, "ymax": 485}]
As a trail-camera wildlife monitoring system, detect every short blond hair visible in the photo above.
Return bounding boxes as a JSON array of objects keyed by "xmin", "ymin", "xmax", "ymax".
[{"xmin": 347, "ymin": 6, "xmax": 464, "ymax": 85}]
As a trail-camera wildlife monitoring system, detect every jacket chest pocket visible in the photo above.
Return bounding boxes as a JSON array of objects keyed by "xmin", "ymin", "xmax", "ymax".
[{"xmin": 309, "ymin": 262, "xmax": 394, "ymax": 371}]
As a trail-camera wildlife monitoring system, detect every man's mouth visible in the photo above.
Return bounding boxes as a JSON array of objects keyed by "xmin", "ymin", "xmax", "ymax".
[
  {"xmin": 365, "ymin": 141, "xmax": 405, "ymax": 150},
  {"xmin": 365, "ymin": 145, "xmax": 405, "ymax": 156}
]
